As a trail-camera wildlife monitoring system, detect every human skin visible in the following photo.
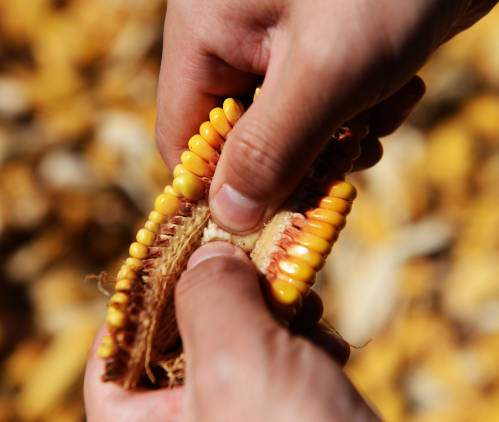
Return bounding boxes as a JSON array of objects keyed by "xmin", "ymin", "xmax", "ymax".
[
  {"xmin": 85, "ymin": 242, "xmax": 380, "ymax": 422},
  {"xmin": 85, "ymin": 0, "xmax": 497, "ymax": 420}
]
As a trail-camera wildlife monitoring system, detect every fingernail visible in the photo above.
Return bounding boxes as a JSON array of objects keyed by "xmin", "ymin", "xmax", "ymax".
[
  {"xmin": 187, "ymin": 241, "xmax": 244, "ymax": 270},
  {"xmin": 211, "ymin": 184, "xmax": 266, "ymax": 232}
]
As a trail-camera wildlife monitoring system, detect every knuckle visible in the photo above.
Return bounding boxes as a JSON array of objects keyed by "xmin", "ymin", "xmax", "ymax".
[{"xmin": 225, "ymin": 123, "xmax": 290, "ymax": 199}]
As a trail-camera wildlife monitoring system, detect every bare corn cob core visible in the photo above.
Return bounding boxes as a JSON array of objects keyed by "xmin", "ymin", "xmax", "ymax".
[{"xmin": 99, "ymin": 93, "xmax": 367, "ymax": 389}]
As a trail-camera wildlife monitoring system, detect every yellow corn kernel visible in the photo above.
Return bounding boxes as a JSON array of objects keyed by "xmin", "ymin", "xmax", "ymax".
[
  {"xmin": 154, "ymin": 193, "xmax": 180, "ymax": 217},
  {"xmin": 173, "ymin": 164, "xmax": 189, "ymax": 178},
  {"xmin": 181, "ymin": 151, "xmax": 212, "ymax": 177},
  {"xmin": 115, "ymin": 278, "xmax": 132, "ymax": 291},
  {"xmin": 101, "ymin": 335, "xmax": 113, "ymax": 347},
  {"xmin": 327, "ymin": 180, "xmax": 357, "ymax": 200},
  {"xmin": 125, "ymin": 257, "xmax": 143, "ymax": 269},
  {"xmin": 117, "ymin": 265, "xmax": 135, "ymax": 281},
  {"xmin": 136, "ymin": 228, "xmax": 155, "ymax": 246},
  {"xmin": 144, "ymin": 220, "xmax": 159, "ymax": 233},
  {"xmin": 97, "ymin": 344, "xmax": 114, "ymax": 359},
  {"xmin": 163, "ymin": 185, "xmax": 181, "ymax": 198},
  {"xmin": 302, "ymin": 219, "xmax": 338, "ymax": 242},
  {"xmin": 286, "ymin": 244, "xmax": 324, "ymax": 269},
  {"xmin": 223, "ymin": 98, "xmax": 244, "ymax": 126},
  {"xmin": 149, "ymin": 210, "xmax": 167, "ymax": 224},
  {"xmin": 110, "ymin": 292, "xmax": 129, "ymax": 306},
  {"xmin": 253, "ymin": 87, "xmax": 261, "ymax": 101},
  {"xmin": 278, "ymin": 258, "xmax": 316, "ymax": 284},
  {"xmin": 274, "ymin": 276, "xmax": 310, "ymax": 295},
  {"xmin": 129, "ymin": 242, "xmax": 148, "ymax": 259},
  {"xmin": 199, "ymin": 121, "xmax": 223, "ymax": 149},
  {"xmin": 172, "ymin": 173, "xmax": 205, "ymax": 201},
  {"xmin": 106, "ymin": 307, "xmax": 126, "ymax": 327},
  {"xmin": 306, "ymin": 208, "xmax": 346, "ymax": 229},
  {"xmin": 188, "ymin": 135, "xmax": 219, "ymax": 163},
  {"xmin": 319, "ymin": 196, "xmax": 351, "ymax": 215},
  {"xmin": 209, "ymin": 107, "xmax": 231, "ymax": 138},
  {"xmin": 270, "ymin": 280, "xmax": 302, "ymax": 307},
  {"xmin": 295, "ymin": 232, "xmax": 331, "ymax": 255}
]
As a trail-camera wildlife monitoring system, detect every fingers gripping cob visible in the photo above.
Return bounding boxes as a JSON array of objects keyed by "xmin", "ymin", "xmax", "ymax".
[{"xmin": 98, "ymin": 91, "xmax": 367, "ymax": 389}]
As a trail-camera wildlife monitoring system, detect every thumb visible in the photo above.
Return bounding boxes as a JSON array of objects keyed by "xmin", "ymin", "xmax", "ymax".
[
  {"xmin": 209, "ymin": 62, "xmax": 346, "ymax": 234},
  {"xmin": 175, "ymin": 242, "xmax": 278, "ymax": 369}
]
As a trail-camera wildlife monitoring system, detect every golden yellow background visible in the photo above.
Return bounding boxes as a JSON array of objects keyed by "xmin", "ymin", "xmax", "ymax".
[{"xmin": 0, "ymin": 1, "xmax": 497, "ymax": 421}]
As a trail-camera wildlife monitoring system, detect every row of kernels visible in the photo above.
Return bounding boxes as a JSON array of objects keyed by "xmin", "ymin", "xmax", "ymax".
[
  {"xmin": 167, "ymin": 98, "xmax": 244, "ymax": 202},
  {"xmin": 100, "ymin": 98, "xmax": 246, "ymax": 360},
  {"xmin": 270, "ymin": 181, "xmax": 357, "ymax": 313}
]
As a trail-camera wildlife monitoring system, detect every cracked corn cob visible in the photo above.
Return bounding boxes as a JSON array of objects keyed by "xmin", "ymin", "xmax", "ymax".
[{"xmin": 99, "ymin": 93, "xmax": 367, "ymax": 389}]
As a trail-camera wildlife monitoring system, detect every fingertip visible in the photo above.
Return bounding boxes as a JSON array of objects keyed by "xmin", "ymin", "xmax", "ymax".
[{"xmin": 186, "ymin": 241, "xmax": 250, "ymax": 270}]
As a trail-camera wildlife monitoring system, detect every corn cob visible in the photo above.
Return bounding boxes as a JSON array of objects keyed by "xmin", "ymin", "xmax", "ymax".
[{"xmin": 99, "ymin": 92, "xmax": 367, "ymax": 389}]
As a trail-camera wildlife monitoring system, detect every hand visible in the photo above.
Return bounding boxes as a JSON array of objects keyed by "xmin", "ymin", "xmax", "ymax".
[
  {"xmin": 84, "ymin": 242, "xmax": 380, "ymax": 422},
  {"xmin": 156, "ymin": 0, "xmax": 496, "ymax": 233}
]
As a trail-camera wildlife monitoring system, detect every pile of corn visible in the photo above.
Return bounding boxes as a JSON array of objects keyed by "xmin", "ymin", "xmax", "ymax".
[{"xmin": 0, "ymin": 1, "xmax": 497, "ymax": 421}]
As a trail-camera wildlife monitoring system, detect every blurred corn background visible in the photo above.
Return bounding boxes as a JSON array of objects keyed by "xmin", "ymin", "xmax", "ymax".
[{"xmin": 0, "ymin": 1, "xmax": 497, "ymax": 421}]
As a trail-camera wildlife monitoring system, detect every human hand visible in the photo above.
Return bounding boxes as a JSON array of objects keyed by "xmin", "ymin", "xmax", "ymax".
[
  {"xmin": 156, "ymin": 0, "xmax": 496, "ymax": 234},
  {"xmin": 85, "ymin": 242, "xmax": 379, "ymax": 422}
]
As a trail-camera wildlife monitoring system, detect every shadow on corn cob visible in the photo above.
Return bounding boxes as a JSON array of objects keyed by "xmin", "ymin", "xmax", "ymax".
[{"xmin": 98, "ymin": 89, "xmax": 368, "ymax": 389}]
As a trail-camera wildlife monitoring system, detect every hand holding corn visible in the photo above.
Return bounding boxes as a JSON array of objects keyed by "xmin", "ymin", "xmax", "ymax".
[
  {"xmin": 84, "ymin": 0, "xmax": 498, "ymax": 418},
  {"xmin": 157, "ymin": 0, "xmax": 495, "ymax": 233},
  {"xmin": 85, "ymin": 242, "xmax": 379, "ymax": 422}
]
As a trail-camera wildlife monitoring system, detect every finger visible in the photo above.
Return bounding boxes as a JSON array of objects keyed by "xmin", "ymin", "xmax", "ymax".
[
  {"xmin": 298, "ymin": 322, "xmax": 350, "ymax": 366},
  {"xmin": 351, "ymin": 134, "xmax": 383, "ymax": 172},
  {"xmin": 156, "ymin": 9, "xmax": 258, "ymax": 171},
  {"xmin": 209, "ymin": 51, "xmax": 345, "ymax": 234},
  {"xmin": 84, "ymin": 326, "xmax": 183, "ymax": 421},
  {"xmin": 291, "ymin": 290, "xmax": 324, "ymax": 328},
  {"xmin": 176, "ymin": 242, "xmax": 279, "ymax": 369},
  {"xmin": 368, "ymin": 75, "xmax": 425, "ymax": 137}
]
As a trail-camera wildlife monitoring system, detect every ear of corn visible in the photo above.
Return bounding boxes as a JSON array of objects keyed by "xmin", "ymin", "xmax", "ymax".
[{"xmin": 100, "ymin": 90, "xmax": 366, "ymax": 389}]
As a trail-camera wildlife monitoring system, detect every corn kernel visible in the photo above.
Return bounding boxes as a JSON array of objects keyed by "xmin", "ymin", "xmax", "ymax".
[
  {"xmin": 199, "ymin": 121, "xmax": 223, "ymax": 148},
  {"xmin": 144, "ymin": 220, "xmax": 159, "ymax": 233},
  {"xmin": 129, "ymin": 242, "xmax": 148, "ymax": 259},
  {"xmin": 286, "ymin": 244, "xmax": 324, "ymax": 269},
  {"xmin": 181, "ymin": 151, "xmax": 212, "ymax": 177},
  {"xmin": 319, "ymin": 196, "xmax": 351, "ymax": 215},
  {"xmin": 106, "ymin": 307, "xmax": 126, "ymax": 327},
  {"xmin": 149, "ymin": 210, "xmax": 167, "ymax": 224},
  {"xmin": 173, "ymin": 164, "xmax": 189, "ymax": 178},
  {"xmin": 97, "ymin": 344, "xmax": 114, "ymax": 359},
  {"xmin": 270, "ymin": 280, "xmax": 302, "ymax": 307},
  {"xmin": 101, "ymin": 335, "xmax": 113, "ymax": 347},
  {"xmin": 172, "ymin": 173, "xmax": 205, "ymax": 201},
  {"xmin": 295, "ymin": 232, "xmax": 331, "ymax": 255},
  {"xmin": 209, "ymin": 107, "xmax": 231, "ymax": 137},
  {"xmin": 117, "ymin": 265, "xmax": 135, "ymax": 280},
  {"xmin": 327, "ymin": 180, "xmax": 357, "ymax": 200},
  {"xmin": 278, "ymin": 258, "xmax": 315, "ymax": 284},
  {"xmin": 223, "ymin": 98, "xmax": 244, "ymax": 126},
  {"xmin": 110, "ymin": 292, "xmax": 129, "ymax": 306},
  {"xmin": 125, "ymin": 257, "xmax": 143, "ymax": 269},
  {"xmin": 302, "ymin": 219, "xmax": 338, "ymax": 242},
  {"xmin": 306, "ymin": 208, "xmax": 346, "ymax": 228},
  {"xmin": 253, "ymin": 87, "xmax": 261, "ymax": 101},
  {"xmin": 136, "ymin": 228, "xmax": 155, "ymax": 246},
  {"xmin": 115, "ymin": 278, "xmax": 132, "ymax": 291},
  {"xmin": 163, "ymin": 185, "xmax": 180, "ymax": 198},
  {"xmin": 154, "ymin": 193, "xmax": 180, "ymax": 217},
  {"xmin": 188, "ymin": 135, "xmax": 219, "ymax": 163},
  {"xmin": 274, "ymin": 276, "xmax": 310, "ymax": 295}
]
